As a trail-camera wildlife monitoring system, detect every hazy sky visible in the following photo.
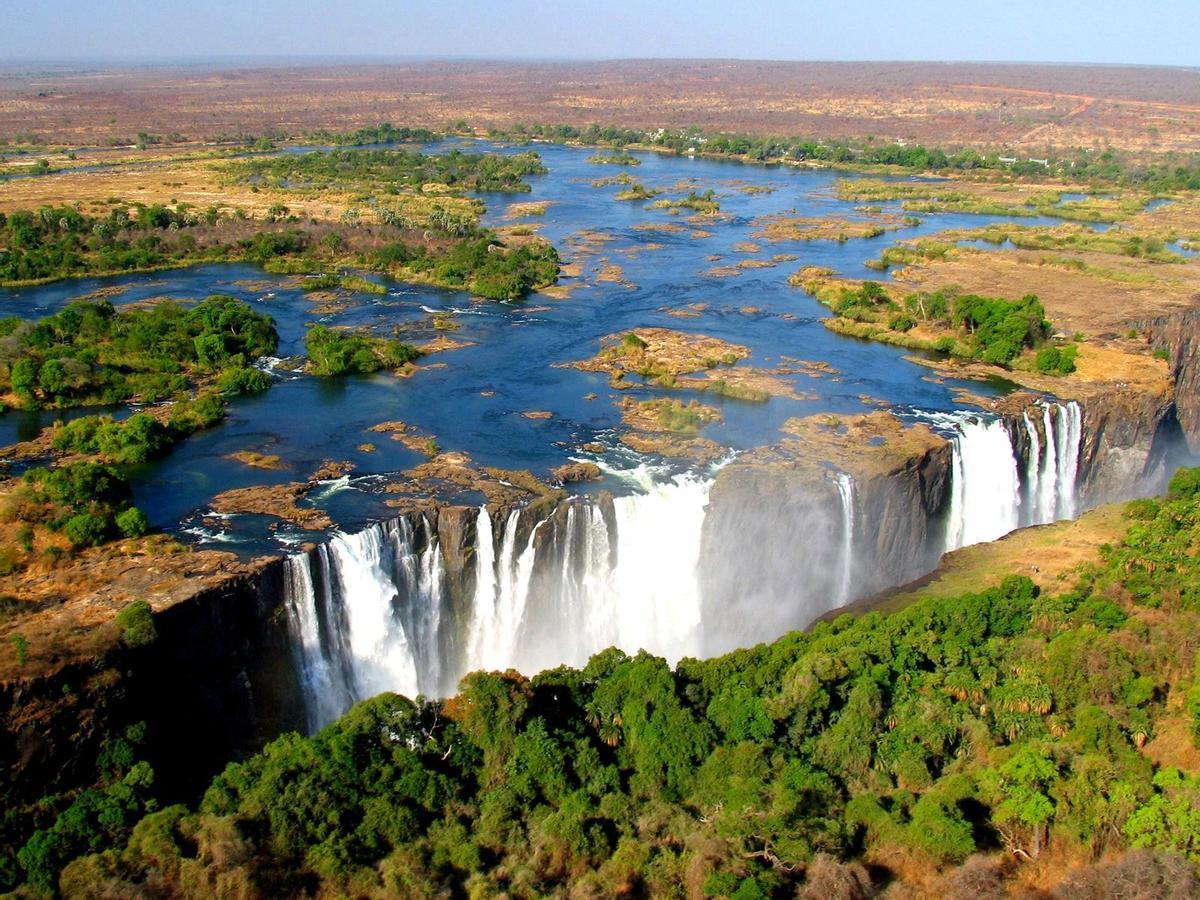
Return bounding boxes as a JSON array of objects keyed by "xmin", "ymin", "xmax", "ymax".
[{"xmin": 1, "ymin": 0, "xmax": 1194, "ymax": 67}]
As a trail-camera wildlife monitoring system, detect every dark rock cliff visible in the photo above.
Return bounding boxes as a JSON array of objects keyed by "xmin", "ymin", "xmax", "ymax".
[
  {"xmin": 0, "ymin": 557, "xmax": 301, "ymax": 808},
  {"xmin": 697, "ymin": 413, "xmax": 953, "ymax": 656},
  {"xmin": 1136, "ymin": 305, "xmax": 1200, "ymax": 455}
]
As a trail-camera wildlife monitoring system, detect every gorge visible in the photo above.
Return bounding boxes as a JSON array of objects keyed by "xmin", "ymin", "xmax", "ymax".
[{"xmin": 280, "ymin": 397, "xmax": 1173, "ymax": 730}]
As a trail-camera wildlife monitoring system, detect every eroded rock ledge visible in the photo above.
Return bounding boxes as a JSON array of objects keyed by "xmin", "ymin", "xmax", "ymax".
[{"xmin": 699, "ymin": 411, "xmax": 953, "ymax": 655}]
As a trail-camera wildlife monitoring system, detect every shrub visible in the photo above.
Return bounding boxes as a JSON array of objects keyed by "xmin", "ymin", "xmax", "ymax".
[
  {"xmin": 11, "ymin": 633, "xmax": 28, "ymax": 666},
  {"xmin": 116, "ymin": 601, "xmax": 157, "ymax": 648},
  {"xmin": 64, "ymin": 512, "xmax": 111, "ymax": 547},
  {"xmin": 116, "ymin": 507, "xmax": 150, "ymax": 539},
  {"xmin": 1034, "ymin": 344, "xmax": 1078, "ymax": 375},
  {"xmin": 216, "ymin": 366, "xmax": 272, "ymax": 395},
  {"xmin": 168, "ymin": 392, "xmax": 226, "ymax": 431}
]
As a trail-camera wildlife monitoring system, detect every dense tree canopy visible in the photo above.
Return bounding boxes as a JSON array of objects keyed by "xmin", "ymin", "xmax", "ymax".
[{"xmin": 0, "ymin": 296, "xmax": 278, "ymax": 410}]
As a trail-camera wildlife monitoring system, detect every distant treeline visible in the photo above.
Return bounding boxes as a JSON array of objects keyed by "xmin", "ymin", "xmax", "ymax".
[{"xmin": 486, "ymin": 122, "xmax": 1200, "ymax": 191}]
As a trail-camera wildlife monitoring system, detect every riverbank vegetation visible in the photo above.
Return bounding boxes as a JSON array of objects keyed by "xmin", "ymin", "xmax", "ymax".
[
  {"xmin": 49, "ymin": 393, "xmax": 228, "ymax": 465},
  {"xmin": 796, "ymin": 275, "xmax": 1077, "ymax": 374},
  {"xmin": 0, "ymin": 204, "xmax": 559, "ymax": 299},
  {"xmin": 0, "ymin": 145, "xmax": 560, "ymax": 299},
  {"xmin": 5, "ymin": 461, "xmax": 150, "ymax": 552},
  {"xmin": 837, "ymin": 179, "xmax": 1152, "ymax": 225},
  {"xmin": 485, "ymin": 122, "xmax": 1200, "ymax": 191},
  {"xmin": 586, "ymin": 150, "xmax": 640, "ymax": 166},
  {"xmin": 223, "ymin": 147, "xmax": 547, "ymax": 196},
  {"xmin": 7, "ymin": 466, "xmax": 1200, "ymax": 894},
  {"xmin": 0, "ymin": 296, "xmax": 278, "ymax": 411}
]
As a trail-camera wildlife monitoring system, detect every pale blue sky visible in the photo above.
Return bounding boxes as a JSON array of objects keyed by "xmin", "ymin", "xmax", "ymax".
[{"xmin": 0, "ymin": 0, "xmax": 1194, "ymax": 67}]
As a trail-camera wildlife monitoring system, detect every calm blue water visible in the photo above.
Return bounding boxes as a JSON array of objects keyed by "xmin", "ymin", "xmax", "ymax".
[{"xmin": 0, "ymin": 142, "xmax": 1073, "ymax": 551}]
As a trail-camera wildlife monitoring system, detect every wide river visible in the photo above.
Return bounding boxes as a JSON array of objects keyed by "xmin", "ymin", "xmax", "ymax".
[{"xmin": 0, "ymin": 140, "xmax": 1071, "ymax": 553}]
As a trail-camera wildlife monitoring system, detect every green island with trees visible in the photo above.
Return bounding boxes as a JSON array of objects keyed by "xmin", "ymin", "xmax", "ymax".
[
  {"xmin": 224, "ymin": 147, "xmax": 547, "ymax": 196},
  {"xmin": 799, "ymin": 279, "xmax": 1079, "ymax": 375},
  {"xmin": 0, "ymin": 296, "xmax": 278, "ymax": 411},
  {"xmin": 6, "ymin": 467, "xmax": 1200, "ymax": 895}
]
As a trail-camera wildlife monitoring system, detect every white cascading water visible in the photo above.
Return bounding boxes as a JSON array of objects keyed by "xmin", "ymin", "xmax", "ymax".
[
  {"xmin": 324, "ymin": 525, "xmax": 421, "ymax": 703},
  {"xmin": 945, "ymin": 416, "xmax": 1021, "ymax": 549},
  {"xmin": 944, "ymin": 401, "xmax": 1083, "ymax": 552},
  {"xmin": 282, "ymin": 554, "xmax": 354, "ymax": 731},
  {"xmin": 466, "ymin": 509, "xmax": 542, "ymax": 672},
  {"xmin": 284, "ymin": 403, "xmax": 1085, "ymax": 729},
  {"xmin": 1054, "ymin": 401, "xmax": 1083, "ymax": 519},
  {"xmin": 833, "ymin": 472, "xmax": 857, "ymax": 605},
  {"xmin": 1041, "ymin": 405, "xmax": 1060, "ymax": 521},
  {"xmin": 285, "ymin": 473, "xmax": 711, "ymax": 729}
]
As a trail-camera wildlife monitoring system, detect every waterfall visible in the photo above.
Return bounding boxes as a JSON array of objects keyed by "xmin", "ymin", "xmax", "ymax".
[
  {"xmin": 283, "ymin": 402, "xmax": 1088, "ymax": 729},
  {"xmin": 1055, "ymin": 401, "xmax": 1082, "ymax": 519},
  {"xmin": 945, "ymin": 416, "xmax": 1021, "ymax": 549},
  {"xmin": 282, "ymin": 554, "xmax": 354, "ymax": 731},
  {"xmin": 284, "ymin": 474, "xmax": 710, "ymax": 729},
  {"xmin": 944, "ymin": 400, "xmax": 1084, "ymax": 552},
  {"xmin": 833, "ymin": 472, "xmax": 856, "ymax": 605},
  {"xmin": 1041, "ymin": 405, "xmax": 1060, "ymax": 521},
  {"xmin": 467, "ymin": 509, "xmax": 542, "ymax": 673}
]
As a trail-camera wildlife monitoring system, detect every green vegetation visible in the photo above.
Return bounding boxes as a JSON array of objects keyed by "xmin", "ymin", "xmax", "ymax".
[
  {"xmin": 7, "ymin": 461, "xmax": 150, "ymax": 549},
  {"xmin": 115, "ymin": 601, "xmax": 156, "ymax": 648},
  {"xmin": 1035, "ymin": 344, "xmax": 1080, "ymax": 375},
  {"xmin": 652, "ymin": 189, "xmax": 720, "ymax": 214},
  {"xmin": 488, "ymin": 122, "xmax": 1200, "ymax": 190},
  {"xmin": 225, "ymin": 148, "xmax": 548, "ymax": 195},
  {"xmin": 614, "ymin": 181, "xmax": 661, "ymax": 201},
  {"xmin": 50, "ymin": 393, "xmax": 227, "ymax": 464},
  {"xmin": 1, "ymin": 151, "xmax": 558, "ymax": 297},
  {"xmin": 10, "ymin": 467, "xmax": 1200, "ymax": 894},
  {"xmin": 962, "ymin": 223, "xmax": 1190, "ymax": 262},
  {"xmin": 837, "ymin": 181, "xmax": 1152, "ymax": 225},
  {"xmin": 0, "ymin": 204, "xmax": 247, "ymax": 284},
  {"xmin": 304, "ymin": 325, "xmax": 422, "ymax": 376},
  {"xmin": 814, "ymin": 281, "xmax": 1068, "ymax": 371},
  {"xmin": 304, "ymin": 123, "xmax": 437, "ymax": 146},
  {"xmin": 0, "ymin": 295, "xmax": 277, "ymax": 410},
  {"xmin": 393, "ymin": 235, "xmax": 560, "ymax": 300},
  {"xmin": 586, "ymin": 150, "xmax": 641, "ymax": 166}
]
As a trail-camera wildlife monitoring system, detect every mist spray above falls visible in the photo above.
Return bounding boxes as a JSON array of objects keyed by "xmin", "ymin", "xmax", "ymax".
[{"xmin": 284, "ymin": 402, "xmax": 1087, "ymax": 729}]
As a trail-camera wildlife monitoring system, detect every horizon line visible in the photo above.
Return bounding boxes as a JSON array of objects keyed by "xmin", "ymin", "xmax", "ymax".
[{"xmin": 1, "ymin": 55, "xmax": 1197, "ymax": 72}]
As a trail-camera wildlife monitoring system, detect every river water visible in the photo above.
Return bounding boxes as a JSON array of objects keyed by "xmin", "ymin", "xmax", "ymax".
[
  {"xmin": 0, "ymin": 140, "xmax": 1078, "ymax": 550},
  {"xmin": 3, "ymin": 142, "xmax": 1134, "ymax": 721}
]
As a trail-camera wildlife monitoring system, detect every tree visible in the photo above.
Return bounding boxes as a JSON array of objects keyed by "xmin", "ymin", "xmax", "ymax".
[{"xmin": 990, "ymin": 745, "xmax": 1058, "ymax": 858}]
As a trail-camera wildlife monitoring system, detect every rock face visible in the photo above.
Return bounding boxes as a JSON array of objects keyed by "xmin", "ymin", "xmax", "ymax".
[
  {"xmin": 0, "ymin": 557, "xmax": 302, "ymax": 807},
  {"xmin": 698, "ymin": 413, "xmax": 952, "ymax": 655},
  {"xmin": 1137, "ymin": 306, "xmax": 1200, "ymax": 455}
]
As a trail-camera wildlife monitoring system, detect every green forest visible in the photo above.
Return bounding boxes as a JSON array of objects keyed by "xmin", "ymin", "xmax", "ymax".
[
  {"xmin": 0, "ymin": 296, "xmax": 278, "ymax": 410},
  {"xmin": 821, "ymin": 282, "xmax": 1078, "ymax": 374},
  {"xmin": 6, "ymin": 467, "xmax": 1200, "ymax": 895},
  {"xmin": 225, "ymin": 148, "xmax": 548, "ymax": 195}
]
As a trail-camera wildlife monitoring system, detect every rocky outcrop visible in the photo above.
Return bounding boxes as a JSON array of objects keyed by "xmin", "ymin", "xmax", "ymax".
[
  {"xmin": 1136, "ymin": 306, "xmax": 1200, "ymax": 454},
  {"xmin": 698, "ymin": 412, "xmax": 952, "ymax": 655},
  {"xmin": 1, "ymin": 556, "xmax": 301, "ymax": 807}
]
